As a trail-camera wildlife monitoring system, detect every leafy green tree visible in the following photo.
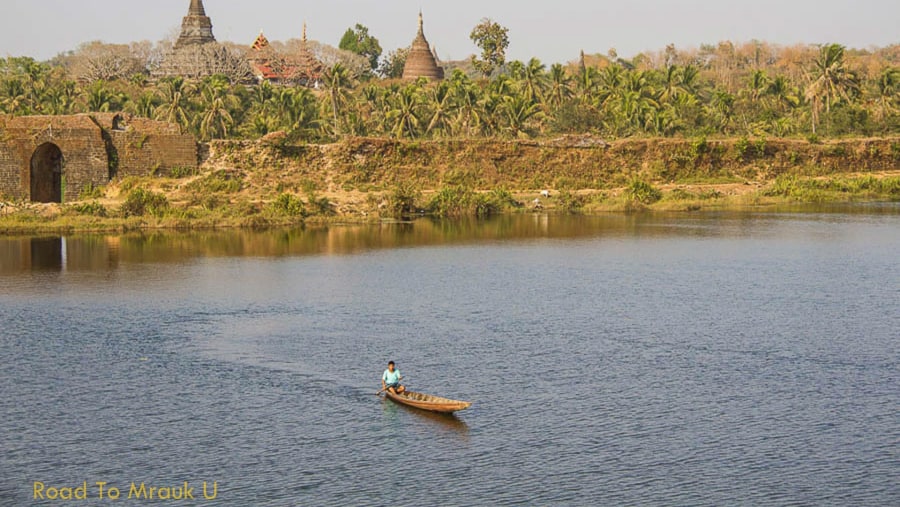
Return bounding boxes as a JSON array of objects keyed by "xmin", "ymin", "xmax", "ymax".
[
  {"xmin": 339, "ymin": 24, "xmax": 383, "ymax": 72},
  {"xmin": 378, "ymin": 48, "xmax": 409, "ymax": 79},
  {"xmin": 470, "ymin": 18, "xmax": 509, "ymax": 79}
]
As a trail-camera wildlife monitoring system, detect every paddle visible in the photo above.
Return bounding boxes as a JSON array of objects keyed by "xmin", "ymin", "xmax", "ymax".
[{"xmin": 376, "ymin": 376, "xmax": 403, "ymax": 396}]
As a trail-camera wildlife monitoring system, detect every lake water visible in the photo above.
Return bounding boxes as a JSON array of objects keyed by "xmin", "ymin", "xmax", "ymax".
[{"xmin": 1, "ymin": 207, "xmax": 898, "ymax": 506}]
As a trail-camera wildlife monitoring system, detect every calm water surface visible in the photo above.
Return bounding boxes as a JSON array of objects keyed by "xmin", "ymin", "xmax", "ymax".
[{"xmin": 1, "ymin": 207, "xmax": 898, "ymax": 506}]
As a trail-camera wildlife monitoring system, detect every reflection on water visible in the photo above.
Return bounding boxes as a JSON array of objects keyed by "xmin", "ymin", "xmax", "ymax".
[
  {"xmin": 4, "ymin": 203, "xmax": 899, "ymax": 275},
  {"xmin": 29, "ymin": 237, "xmax": 63, "ymax": 270}
]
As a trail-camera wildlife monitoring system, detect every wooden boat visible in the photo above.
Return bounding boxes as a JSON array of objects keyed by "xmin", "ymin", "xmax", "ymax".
[{"xmin": 384, "ymin": 390, "xmax": 471, "ymax": 413}]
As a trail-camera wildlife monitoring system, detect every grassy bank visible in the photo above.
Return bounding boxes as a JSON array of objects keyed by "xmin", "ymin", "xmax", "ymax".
[{"xmin": 3, "ymin": 136, "xmax": 900, "ymax": 234}]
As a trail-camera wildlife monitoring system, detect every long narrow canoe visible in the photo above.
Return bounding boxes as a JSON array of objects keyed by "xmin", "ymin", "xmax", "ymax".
[{"xmin": 384, "ymin": 390, "xmax": 472, "ymax": 413}]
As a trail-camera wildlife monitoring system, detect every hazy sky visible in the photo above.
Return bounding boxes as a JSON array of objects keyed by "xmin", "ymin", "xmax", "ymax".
[{"xmin": 1, "ymin": 0, "xmax": 898, "ymax": 64}]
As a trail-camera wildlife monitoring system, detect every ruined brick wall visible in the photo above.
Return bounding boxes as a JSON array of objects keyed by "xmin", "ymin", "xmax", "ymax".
[
  {"xmin": 110, "ymin": 129, "xmax": 198, "ymax": 177},
  {"xmin": 0, "ymin": 115, "xmax": 108, "ymax": 202},
  {"xmin": 95, "ymin": 113, "xmax": 198, "ymax": 177},
  {"xmin": 0, "ymin": 114, "xmax": 197, "ymax": 201},
  {"xmin": 0, "ymin": 119, "xmax": 19, "ymax": 199}
]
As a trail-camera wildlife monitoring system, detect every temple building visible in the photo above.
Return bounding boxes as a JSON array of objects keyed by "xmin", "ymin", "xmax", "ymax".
[
  {"xmin": 248, "ymin": 31, "xmax": 285, "ymax": 82},
  {"xmin": 248, "ymin": 24, "xmax": 324, "ymax": 87},
  {"xmin": 293, "ymin": 24, "xmax": 325, "ymax": 88},
  {"xmin": 402, "ymin": 12, "xmax": 444, "ymax": 81},
  {"xmin": 154, "ymin": 0, "xmax": 251, "ymax": 81}
]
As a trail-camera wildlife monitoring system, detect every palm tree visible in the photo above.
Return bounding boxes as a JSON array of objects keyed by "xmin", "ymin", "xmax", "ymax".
[
  {"xmin": 520, "ymin": 58, "xmax": 548, "ymax": 104},
  {"xmin": 83, "ymin": 80, "xmax": 124, "ymax": 112},
  {"xmin": 424, "ymin": 80, "xmax": 454, "ymax": 137},
  {"xmin": 42, "ymin": 79, "xmax": 78, "ymax": 115},
  {"xmin": 545, "ymin": 63, "xmax": 573, "ymax": 110},
  {"xmin": 0, "ymin": 76, "xmax": 29, "ymax": 114},
  {"xmin": 448, "ymin": 71, "xmax": 483, "ymax": 137},
  {"xmin": 657, "ymin": 65, "xmax": 685, "ymax": 105},
  {"xmin": 501, "ymin": 93, "xmax": 543, "ymax": 138},
  {"xmin": 596, "ymin": 64, "xmax": 625, "ymax": 107},
  {"xmin": 321, "ymin": 63, "xmax": 355, "ymax": 137},
  {"xmin": 805, "ymin": 43, "xmax": 859, "ymax": 135},
  {"xmin": 680, "ymin": 64, "xmax": 702, "ymax": 97},
  {"xmin": 767, "ymin": 75, "xmax": 800, "ymax": 111},
  {"xmin": 871, "ymin": 67, "xmax": 900, "ymax": 124},
  {"xmin": 705, "ymin": 88, "xmax": 736, "ymax": 134},
  {"xmin": 745, "ymin": 70, "xmax": 771, "ymax": 104},
  {"xmin": 154, "ymin": 77, "xmax": 196, "ymax": 131},
  {"xmin": 283, "ymin": 87, "xmax": 320, "ymax": 139},
  {"xmin": 575, "ymin": 65, "xmax": 601, "ymax": 105},
  {"xmin": 476, "ymin": 91, "xmax": 503, "ymax": 137},
  {"xmin": 386, "ymin": 84, "xmax": 422, "ymax": 139},
  {"xmin": 198, "ymin": 78, "xmax": 238, "ymax": 141},
  {"xmin": 125, "ymin": 90, "xmax": 155, "ymax": 118}
]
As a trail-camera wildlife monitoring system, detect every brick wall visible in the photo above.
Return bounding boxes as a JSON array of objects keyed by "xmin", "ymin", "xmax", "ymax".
[
  {"xmin": 0, "ymin": 141, "xmax": 20, "ymax": 200},
  {"xmin": 0, "ymin": 115, "xmax": 108, "ymax": 202},
  {"xmin": 0, "ymin": 114, "xmax": 197, "ymax": 201},
  {"xmin": 110, "ymin": 130, "xmax": 198, "ymax": 177}
]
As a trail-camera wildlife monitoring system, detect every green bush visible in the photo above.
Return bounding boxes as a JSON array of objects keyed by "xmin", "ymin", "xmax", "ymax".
[
  {"xmin": 267, "ymin": 193, "xmax": 305, "ymax": 217},
  {"xmin": 691, "ymin": 136, "xmax": 709, "ymax": 158},
  {"xmin": 387, "ymin": 181, "xmax": 421, "ymax": 217},
  {"xmin": 169, "ymin": 166, "xmax": 198, "ymax": 178},
  {"xmin": 555, "ymin": 190, "xmax": 585, "ymax": 213},
  {"xmin": 185, "ymin": 170, "xmax": 242, "ymax": 194},
  {"xmin": 486, "ymin": 188, "xmax": 522, "ymax": 210},
  {"xmin": 305, "ymin": 192, "xmax": 335, "ymax": 216},
  {"xmin": 427, "ymin": 186, "xmax": 474, "ymax": 217},
  {"xmin": 734, "ymin": 136, "xmax": 751, "ymax": 161},
  {"xmin": 121, "ymin": 188, "xmax": 169, "ymax": 217},
  {"xmin": 625, "ymin": 178, "xmax": 662, "ymax": 205},
  {"xmin": 78, "ymin": 182, "xmax": 104, "ymax": 200},
  {"xmin": 70, "ymin": 201, "xmax": 108, "ymax": 217}
]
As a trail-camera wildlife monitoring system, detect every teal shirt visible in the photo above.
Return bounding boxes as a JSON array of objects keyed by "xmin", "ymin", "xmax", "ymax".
[{"xmin": 383, "ymin": 369, "xmax": 401, "ymax": 385}]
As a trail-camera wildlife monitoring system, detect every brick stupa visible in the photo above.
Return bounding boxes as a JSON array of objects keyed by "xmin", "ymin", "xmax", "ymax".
[
  {"xmin": 402, "ymin": 12, "xmax": 444, "ymax": 81},
  {"xmin": 174, "ymin": 0, "xmax": 216, "ymax": 48},
  {"xmin": 155, "ymin": 0, "xmax": 250, "ymax": 80}
]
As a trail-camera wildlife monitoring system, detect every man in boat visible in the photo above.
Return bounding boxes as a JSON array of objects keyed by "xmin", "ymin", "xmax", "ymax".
[{"xmin": 382, "ymin": 361, "xmax": 405, "ymax": 395}]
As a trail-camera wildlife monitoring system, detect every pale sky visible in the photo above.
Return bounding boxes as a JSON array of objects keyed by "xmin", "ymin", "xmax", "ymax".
[{"xmin": 1, "ymin": 0, "xmax": 898, "ymax": 64}]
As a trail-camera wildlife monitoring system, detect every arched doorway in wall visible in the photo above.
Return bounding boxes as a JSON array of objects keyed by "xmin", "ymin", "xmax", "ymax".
[{"xmin": 30, "ymin": 143, "xmax": 64, "ymax": 203}]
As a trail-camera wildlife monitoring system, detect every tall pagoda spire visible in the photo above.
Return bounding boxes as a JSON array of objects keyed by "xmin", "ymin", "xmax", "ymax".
[
  {"xmin": 188, "ymin": 0, "xmax": 207, "ymax": 16},
  {"xmin": 174, "ymin": 0, "xmax": 216, "ymax": 48},
  {"xmin": 402, "ymin": 11, "xmax": 444, "ymax": 80}
]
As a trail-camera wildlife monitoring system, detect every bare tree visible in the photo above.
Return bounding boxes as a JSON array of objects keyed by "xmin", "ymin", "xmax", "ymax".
[{"xmin": 66, "ymin": 41, "xmax": 149, "ymax": 82}]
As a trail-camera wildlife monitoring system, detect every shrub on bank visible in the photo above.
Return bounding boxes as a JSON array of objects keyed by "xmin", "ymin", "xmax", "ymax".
[
  {"xmin": 387, "ymin": 181, "xmax": 422, "ymax": 217},
  {"xmin": 69, "ymin": 201, "xmax": 108, "ymax": 217},
  {"xmin": 625, "ymin": 178, "xmax": 663, "ymax": 205},
  {"xmin": 266, "ymin": 193, "xmax": 305, "ymax": 217},
  {"xmin": 121, "ymin": 188, "xmax": 169, "ymax": 217},
  {"xmin": 426, "ymin": 186, "xmax": 523, "ymax": 217}
]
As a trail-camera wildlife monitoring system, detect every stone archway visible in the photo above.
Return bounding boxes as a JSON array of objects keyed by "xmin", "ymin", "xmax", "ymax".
[{"xmin": 30, "ymin": 143, "xmax": 64, "ymax": 203}]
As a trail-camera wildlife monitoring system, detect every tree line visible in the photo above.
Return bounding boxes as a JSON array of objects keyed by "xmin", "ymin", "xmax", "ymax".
[{"xmin": 1, "ymin": 34, "xmax": 897, "ymax": 142}]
